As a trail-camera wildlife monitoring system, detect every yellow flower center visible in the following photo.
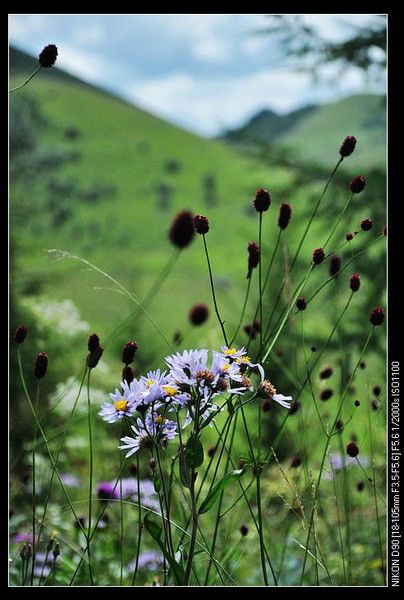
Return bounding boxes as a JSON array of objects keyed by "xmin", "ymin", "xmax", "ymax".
[
  {"xmin": 162, "ymin": 385, "xmax": 177, "ymax": 397},
  {"xmin": 146, "ymin": 379, "xmax": 155, "ymax": 388},
  {"xmin": 155, "ymin": 415, "xmax": 165, "ymax": 425},
  {"xmin": 222, "ymin": 363, "xmax": 230, "ymax": 371},
  {"xmin": 224, "ymin": 348, "xmax": 237, "ymax": 356},
  {"xmin": 241, "ymin": 356, "xmax": 251, "ymax": 363},
  {"xmin": 114, "ymin": 399, "xmax": 128, "ymax": 412}
]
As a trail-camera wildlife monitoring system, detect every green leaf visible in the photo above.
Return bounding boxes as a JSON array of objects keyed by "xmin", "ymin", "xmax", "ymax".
[
  {"xmin": 198, "ymin": 468, "xmax": 246, "ymax": 514},
  {"xmin": 179, "ymin": 453, "xmax": 192, "ymax": 488},
  {"xmin": 185, "ymin": 433, "xmax": 204, "ymax": 468},
  {"xmin": 143, "ymin": 512, "xmax": 184, "ymax": 585},
  {"xmin": 227, "ymin": 397, "xmax": 234, "ymax": 415},
  {"xmin": 143, "ymin": 512, "xmax": 162, "ymax": 542},
  {"xmin": 153, "ymin": 472, "xmax": 162, "ymax": 494}
]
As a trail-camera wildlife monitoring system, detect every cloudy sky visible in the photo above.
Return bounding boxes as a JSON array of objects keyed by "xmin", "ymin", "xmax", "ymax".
[{"xmin": 9, "ymin": 14, "xmax": 386, "ymax": 136}]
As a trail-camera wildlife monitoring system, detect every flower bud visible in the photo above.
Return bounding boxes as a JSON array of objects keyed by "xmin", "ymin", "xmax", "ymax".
[
  {"xmin": 122, "ymin": 340, "xmax": 138, "ymax": 365},
  {"xmin": 339, "ymin": 135, "xmax": 357, "ymax": 158},
  {"xmin": 253, "ymin": 188, "xmax": 271, "ymax": 212},
  {"xmin": 247, "ymin": 241, "xmax": 260, "ymax": 278},
  {"xmin": 329, "ymin": 254, "xmax": 341, "ymax": 277},
  {"xmin": 361, "ymin": 218, "xmax": 373, "ymax": 231},
  {"xmin": 349, "ymin": 273, "xmax": 361, "ymax": 292},
  {"xmin": 290, "ymin": 455, "xmax": 302, "ymax": 468},
  {"xmin": 320, "ymin": 389, "xmax": 333, "ymax": 401},
  {"xmin": 346, "ymin": 232, "xmax": 355, "ymax": 241},
  {"xmin": 14, "ymin": 324, "xmax": 28, "ymax": 344},
  {"xmin": 278, "ymin": 203, "xmax": 292, "ymax": 229},
  {"xmin": 194, "ymin": 214, "xmax": 209, "ymax": 234},
  {"xmin": 312, "ymin": 247, "xmax": 325, "ymax": 265},
  {"xmin": 169, "ymin": 210, "xmax": 195, "ymax": 249},
  {"xmin": 34, "ymin": 352, "xmax": 48, "ymax": 379},
  {"xmin": 296, "ymin": 297, "xmax": 307, "ymax": 311},
  {"xmin": 38, "ymin": 44, "xmax": 58, "ymax": 68},
  {"xmin": 320, "ymin": 367, "xmax": 333, "ymax": 380},
  {"xmin": 239, "ymin": 524, "xmax": 249, "ymax": 536},
  {"xmin": 87, "ymin": 346, "xmax": 103, "ymax": 369},
  {"xmin": 189, "ymin": 303, "xmax": 209, "ymax": 326},
  {"xmin": 149, "ymin": 457, "xmax": 157, "ymax": 471},
  {"xmin": 369, "ymin": 306, "xmax": 385, "ymax": 326},
  {"xmin": 346, "ymin": 441, "xmax": 359, "ymax": 458},
  {"xmin": 350, "ymin": 176, "xmax": 366, "ymax": 194},
  {"xmin": 88, "ymin": 333, "xmax": 100, "ymax": 352}
]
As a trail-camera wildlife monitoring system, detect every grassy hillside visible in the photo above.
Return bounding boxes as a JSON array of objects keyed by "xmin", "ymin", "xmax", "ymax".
[
  {"xmin": 10, "ymin": 47, "xmax": 385, "ymax": 382},
  {"xmin": 223, "ymin": 95, "xmax": 385, "ymax": 170}
]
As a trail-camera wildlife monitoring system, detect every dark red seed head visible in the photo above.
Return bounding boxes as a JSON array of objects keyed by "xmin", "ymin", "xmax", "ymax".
[
  {"xmin": 320, "ymin": 367, "xmax": 333, "ymax": 380},
  {"xmin": 129, "ymin": 463, "xmax": 138, "ymax": 475},
  {"xmin": 296, "ymin": 297, "xmax": 307, "ymax": 311},
  {"xmin": 207, "ymin": 446, "xmax": 216, "ymax": 458},
  {"xmin": 335, "ymin": 419, "xmax": 344, "ymax": 433},
  {"xmin": 350, "ymin": 176, "xmax": 366, "ymax": 194},
  {"xmin": 169, "ymin": 210, "xmax": 195, "ymax": 249},
  {"xmin": 87, "ymin": 346, "xmax": 103, "ymax": 369},
  {"xmin": 289, "ymin": 400, "xmax": 301, "ymax": 415},
  {"xmin": 240, "ymin": 524, "xmax": 249, "ymax": 536},
  {"xmin": 339, "ymin": 135, "xmax": 357, "ymax": 158},
  {"xmin": 261, "ymin": 399, "xmax": 272, "ymax": 412},
  {"xmin": 347, "ymin": 441, "xmax": 359, "ymax": 458},
  {"xmin": 369, "ymin": 306, "xmax": 385, "ymax": 327},
  {"xmin": 247, "ymin": 241, "xmax": 260, "ymax": 277},
  {"xmin": 88, "ymin": 333, "xmax": 100, "ymax": 352},
  {"xmin": 354, "ymin": 400, "xmax": 361, "ymax": 407},
  {"xmin": 349, "ymin": 273, "xmax": 361, "ymax": 292},
  {"xmin": 361, "ymin": 218, "xmax": 373, "ymax": 231},
  {"xmin": 243, "ymin": 324, "xmax": 255, "ymax": 339},
  {"xmin": 194, "ymin": 214, "xmax": 209, "ymax": 235},
  {"xmin": 34, "ymin": 352, "xmax": 48, "ymax": 379},
  {"xmin": 371, "ymin": 399, "xmax": 381, "ymax": 412},
  {"xmin": 189, "ymin": 303, "xmax": 209, "ymax": 326},
  {"xmin": 290, "ymin": 455, "xmax": 302, "ymax": 468},
  {"xmin": 38, "ymin": 44, "xmax": 58, "ymax": 68},
  {"xmin": 373, "ymin": 385, "xmax": 381, "ymax": 397},
  {"xmin": 122, "ymin": 365, "xmax": 134, "ymax": 384},
  {"xmin": 14, "ymin": 324, "xmax": 28, "ymax": 344},
  {"xmin": 359, "ymin": 360, "xmax": 366, "ymax": 370},
  {"xmin": 311, "ymin": 346, "xmax": 317, "ymax": 353},
  {"xmin": 329, "ymin": 254, "xmax": 341, "ymax": 277},
  {"xmin": 253, "ymin": 188, "xmax": 271, "ymax": 212},
  {"xmin": 312, "ymin": 247, "xmax": 325, "ymax": 265},
  {"xmin": 320, "ymin": 389, "xmax": 333, "ymax": 401},
  {"xmin": 346, "ymin": 232, "xmax": 355, "ymax": 241},
  {"xmin": 122, "ymin": 341, "xmax": 138, "ymax": 365},
  {"xmin": 278, "ymin": 203, "xmax": 292, "ymax": 229},
  {"xmin": 357, "ymin": 481, "xmax": 365, "ymax": 492}
]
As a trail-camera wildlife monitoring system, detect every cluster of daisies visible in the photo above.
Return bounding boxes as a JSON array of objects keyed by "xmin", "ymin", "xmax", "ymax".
[{"xmin": 99, "ymin": 346, "xmax": 292, "ymax": 457}]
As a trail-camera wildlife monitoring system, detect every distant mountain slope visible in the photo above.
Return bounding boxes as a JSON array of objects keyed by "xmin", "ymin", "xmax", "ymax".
[
  {"xmin": 223, "ymin": 95, "xmax": 385, "ymax": 169},
  {"xmin": 223, "ymin": 105, "xmax": 316, "ymax": 144}
]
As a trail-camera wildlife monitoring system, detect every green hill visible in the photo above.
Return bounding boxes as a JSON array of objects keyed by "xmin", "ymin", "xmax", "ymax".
[
  {"xmin": 223, "ymin": 95, "xmax": 385, "ymax": 170},
  {"xmin": 10, "ymin": 46, "xmax": 385, "ymax": 382}
]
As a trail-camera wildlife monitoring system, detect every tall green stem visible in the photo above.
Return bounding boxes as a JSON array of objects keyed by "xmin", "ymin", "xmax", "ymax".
[
  {"xmin": 300, "ymin": 328, "xmax": 374, "ymax": 584},
  {"xmin": 9, "ymin": 66, "xmax": 42, "ymax": 92},
  {"xmin": 86, "ymin": 371, "xmax": 95, "ymax": 585},
  {"xmin": 30, "ymin": 382, "xmax": 40, "ymax": 586},
  {"xmin": 202, "ymin": 234, "xmax": 228, "ymax": 346}
]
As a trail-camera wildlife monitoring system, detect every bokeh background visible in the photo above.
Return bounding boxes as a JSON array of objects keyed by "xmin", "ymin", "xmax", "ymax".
[{"xmin": 9, "ymin": 14, "xmax": 387, "ymax": 585}]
